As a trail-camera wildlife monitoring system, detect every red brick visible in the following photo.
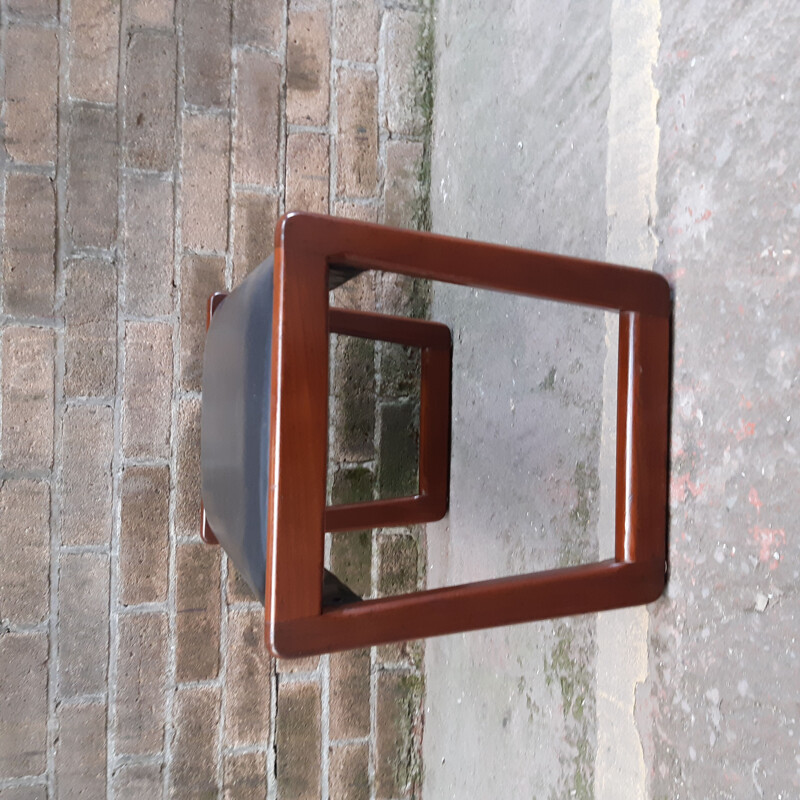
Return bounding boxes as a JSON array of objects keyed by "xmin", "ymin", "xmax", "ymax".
[
  {"xmin": 64, "ymin": 259, "xmax": 117, "ymax": 397},
  {"xmin": 335, "ymin": 0, "xmax": 379, "ymax": 63},
  {"xmin": 4, "ymin": 27, "xmax": 58, "ymax": 164},
  {"xmin": 329, "ymin": 742, "xmax": 369, "ymax": 800},
  {"xmin": 233, "ymin": 0, "xmax": 282, "ymax": 50},
  {"xmin": 234, "ymin": 51, "xmax": 280, "ymax": 187},
  {"xmin": 224, "ymin": 752, "xmax": 267, "ymax": 800},
  {"xmin": 124, "ymin": 31, "xmax": 177, "ymax": 171},
  {"xmin": 0, "ymin": 480, "xmax": 49, "ymax": 625},
  {"xmin": 115, "ymin": 612, "xmax": 168, "ymax": 755},
  {"xmin": 112, "ymin": 762, "xmax": 163, "ymax": 800},
  {"xmin": 336, "ymin": 68, "xmax": 379, "ymax": 198},
  {"xmin": 0, "ymin": 632, "xmax": 48, "ymax": 778},
  {"xmin": 129, "ymin": 0, "xmax": 173, "ymax": 28},
  {"xmin": 179, "ymin": 253, "xmax": 225, "ymax": 391},
  {"xmin": 119, "ymin": 466, "xmax": 169, "ymax": 605},
  {"xmin": 275, "ymin": 681, "xmax": 321, "ymax": 800},
  {"xmin": 331, "ymin": 201, "xmax": 379, "ymax": 224},
  {"xmin": 123, "ymin": 175, "xmax": 174, "ymax": 316},
  {"xmin": 58, "ymin": 553, "xmax": 110, "ymax": 697},
  {"xmin": 232, "ymin": 192, "xmax": 279, "ymax": 286},
  {"xmin": 67, "ymin": 105, "xmax": 118, "ymax": 248},
  {"xmin": 182, "ymin": 114, "xmax": 230, "ymax": 252},
  {"xmin": 7, "ymin": 0, "xmax": 56, "ymax": 20},
  {"xmin": 329, "ymin": 649, "xmax": 370, "ymax": 740},
  {"xmin": 122, "ymin": 321, "xmax": 172, "ymax": 459},
  {"xmin": 286, "ymin": 2, "xmax": 330, "ymax": 126},
  {"xmin": 286, "ymin": 132, "xmax": 329, "ymax": 214},
  {"xmin": 176, "ymin": 542, "xmax": 221, "ymax": 682},
  {"xmin": 69, "ymin": 0, "xmax": 120, "ymax": 102},
  {"xmin": 224, "ymin": 609, "xmax": 271, "ymax": 746},
  {"xmin": 176, "ymin": 398, "xmax": 201, "ymax": 537},
  {"xmin": 61, "ymin": 406, "xmax": 113, "ymax": 545},
  {"xmin": 226, "ymin": 558, "xmax": 260, "ymax": 603},
  {"xmin": 1, "ymin": 327, "xmax": 54, "ymax": 470},
  {"xmin": 375, "ymin": 672, "xmax": 423, "ymax": 799},
  {"xmin": 3, "ymin": 173, "xmax": 56, "ymax": 316},
  {"xmin": 55, "ymin": 702, "xmax": 106, "ymax": 799},
  {"xmin": 169, "ymin": 687, "xmax": 221, "ymax": 799},
  {"xmin": 382, "ymin": 9, "xmax": 426, "ymax": 136},
  {"xmin": 182, "ymin": 0, "xmax": 231, "ymax": 108},
  {"xmin": 377, "ymin": 532, "xmax": 419, "ymax": 596},
  {"xmin": 385, "ymin": 140, "xmax": 423, "ymax": 229},
  {"xmin": 274, "ymin": 654, "xmax": 318, "ymax": 675}
]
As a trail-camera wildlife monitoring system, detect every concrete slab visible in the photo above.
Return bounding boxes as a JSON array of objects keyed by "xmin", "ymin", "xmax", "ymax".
[{"xmin": 424, "ymin": 0, "xmax": 614, "ymax": 795}]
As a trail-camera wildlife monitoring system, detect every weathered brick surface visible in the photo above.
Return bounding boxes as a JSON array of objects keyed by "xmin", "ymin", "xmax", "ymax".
[
  {"xmin": 382, "ymin": 9, "xmax": 426, "ymax": 136},
  {"xmin": 275, "ymin": 681, "xmax": 321, "ymax": 800},
  {"xmin": 124, "ymin": 31, "xmax": 177, "ymax": 171},
  {"xmin": 286, "ymin": 132, "xmax": 329, "ymax": 214},
  {"xmin": 67, "ymin": 105, "xmax": 118, "ymax": 248},
  {"xmin": 375, "ymin": 672, "xmax": 423, "ymax": 799},
  {"xmin": 0, "ymin": 786, "xmax": 47, "ymax": 800},
  {"xmin": 234, "ymin": 51, "xmax": 281, "ymax": 187},
  {"xmin": 115, "ymin": 613, "xmax": 168, "ymax": 755},
  {"xmin": 329, "ymin": 742, "xmax": 369, "ymax": 800},
  {"xmin": 0, "ymin": 480, "xmax": 49, "ymax": 625},
  {"xmin": 330, "ymin": 467, "xmax": 373, "ymax": 597},
  {"xmin": 123, "ymin": 175, "xmax": 174, "ymax": 316},
  {"xmin": 330, "ymin": 265, "xmax": 376, "ymax": 311},
  {"xmin": 64, "ymin": 259, "xmax": 117, "ymax": 397},
  {"xmin": 4, "ymin": 26, "xmax": 58, "ymax": 164},
  {"xmin": 332, "ymin": 336, "xmax": 376, "ymax": 462},
  {"xmin": 385, "ymin": 140, "xmax": 423, "ymax": 229},
  {"xmin": 1, "ymin": 327, "xmax": 54, "ymax": 470},
  {"xmin": 122, "ymin": 321, "xmax": 172, "ymax": 459},
  {"xmin": 3, "ymin": 173, "xmax": 56, "ymax": 317},
  {"xmin": 286, "ymin": 2, "xmax": 330, "ymax": 126},
  {"xmin": 377, "ymin": 401, "xmax": 418, "ymax": 498},
  {"xmin": 169, "ymin": 687, "xmax": 221, "ymax": 799},
  {"xmin": 112, "ymin": 762, "xmax": 163, "ymax": 800},
  {"xmin": 233, "ymin": 0, "xmax": 282, "ymax": 50},
  {"xmin": 179, "ymin": 254, "xmax": 225, "ymax": 390},
  {"xmin": 129, "ymin": 0, "xmax": 174, "ymax": 28},
  {"xmin": 176, "ymin": 398, "xmax": 201, "ymax": 537},
  {"xmin": 329, "ymin": 649, "xmax": 370, "ymax": 739},
  {"xmin": 0, "ymin": 632, "xmax": 48, "ymax": 779},
  {"xmin": 119, "ymin": 465, "xmax": 169, "ymax": 605},
  {"xmin": 233, "ymin": 192, "xmax": 279, "ymax": 285},
  {"xmin": 182, "ymin": 0, "xmax": 231, "ymax": 108},
  {"xmin": 176, "ymin": 542, "xmax": 221, "ymax": 682},
  {"xmin": 69, "ymin": 0, "xmax": 120, "ymax": 102},
  {"xmin": 61, "ymin": 405, "xmax": 113, "ymax": 545},
  {"xmin": 224, "ymin": 752, "xmax": 268, "ymax": 800},
  {"xmin": 225, "ymin": 609, "xmax": 271, "ymax": 746},
  {"xmin": 182, "ymin": 114, "xmax": 230, "ymax": 252},
  {"xmin": 226, "ymin": 562, "xmax": 259, "ymax": 603},
  {"xmin": 379, "ymin": 341, "xmax": 420, "ymax": 398},
  {"xmin": 275, "ymin": 655, "xmax": 319, "ymax": 675},
  {"xmin": 336, "ymin": 68, "xmax": 379, "ymax": 198},
  {"xmin": 7, "ymin": 0, "xmax": 56, "ymax": 19},
  {"xmin": 58, "ymin": 553, "xmax": 110, "ymax": 697},
  {"xmin": 55, "ymin": 702, "xmax": 106, "ymax": 799},
  {"xmin": 331, "ymin": 201, "xmax": 379, "ymax": 224},
  {"xmin": 377, "ymin": 533, "xmax": 419, "ymax": 596},
  {"xmin": 335, "ymin": 0, "xmax": 379, "ymax": 63}
]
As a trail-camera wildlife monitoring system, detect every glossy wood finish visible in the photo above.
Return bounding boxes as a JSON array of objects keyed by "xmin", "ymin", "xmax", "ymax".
[{"xmin": 267, "ymin": 212, "xmax": 670, "ymax": 657}]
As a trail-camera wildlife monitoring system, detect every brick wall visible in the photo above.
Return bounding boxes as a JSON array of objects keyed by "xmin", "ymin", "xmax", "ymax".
[{"xmin": 0, "ymin": 0, "xmax": 433, "ymax": 797}]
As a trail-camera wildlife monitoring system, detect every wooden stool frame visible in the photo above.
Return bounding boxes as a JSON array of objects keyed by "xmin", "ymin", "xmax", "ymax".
[{"xmin": 262, "ymin": 212, "xmax": 670, "ymax": 657}]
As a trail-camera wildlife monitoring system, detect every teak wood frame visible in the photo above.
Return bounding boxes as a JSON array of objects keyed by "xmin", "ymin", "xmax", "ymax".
[{"xmin": 269, "ymin": 213, "xmax": 669, "ymax": 657}]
